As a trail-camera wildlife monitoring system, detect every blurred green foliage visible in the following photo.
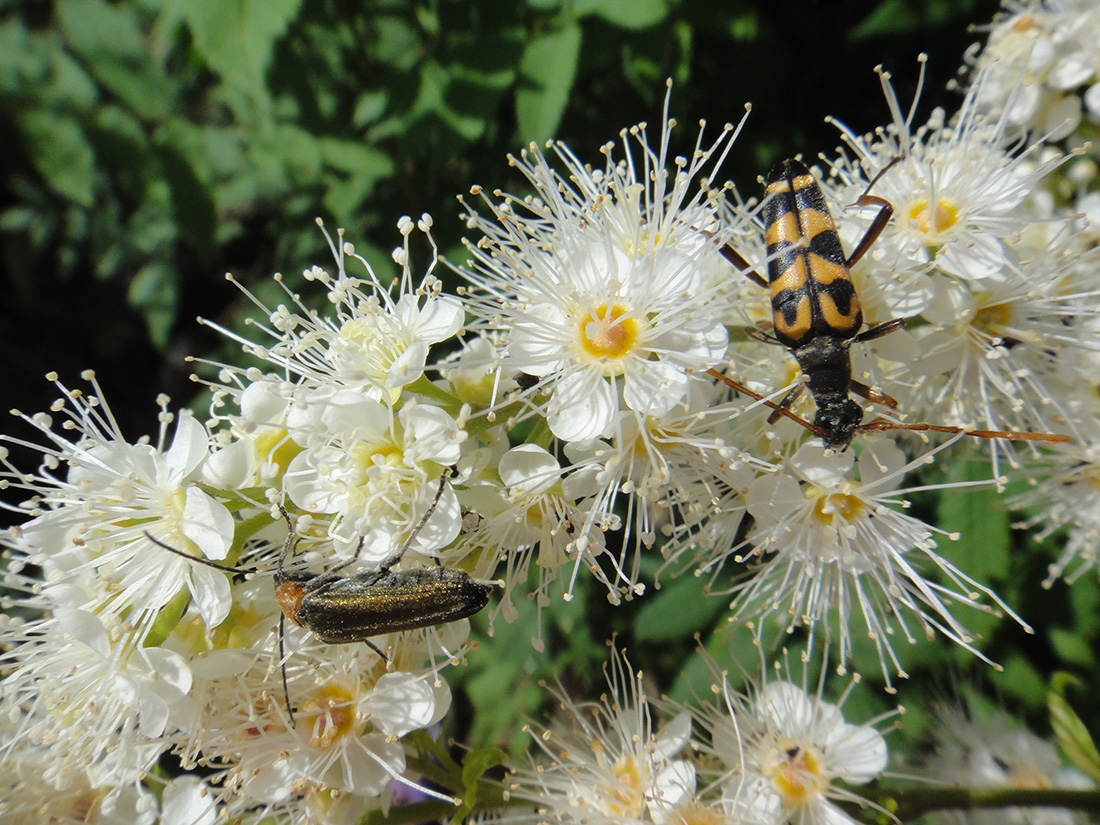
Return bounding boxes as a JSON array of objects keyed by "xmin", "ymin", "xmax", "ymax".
[
  {"xmin": 12, "ymin": 0, "xmax": 1090, "ymax": 769},
  {"xmin": 2, "ymin": 0, "xmax": 997, "ymax": 376}
]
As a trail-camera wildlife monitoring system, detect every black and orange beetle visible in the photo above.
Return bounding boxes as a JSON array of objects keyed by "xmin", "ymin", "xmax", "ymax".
[{"xmin": 710, "ymin": 158, "xmax": 1068, "ymax": 451}]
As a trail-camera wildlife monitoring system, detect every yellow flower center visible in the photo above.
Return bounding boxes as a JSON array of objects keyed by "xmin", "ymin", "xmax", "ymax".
[
  {"xmin": 907, "ymin": 199, "xmax": 959, "ymax": 237},
  {"xmin": 1009, "ymin": 766, "xmax": 1053, "ymax": 790},
  {"xmin": 972, "ymin": 301, "xmax": 1015, "ymax": 336},
  {"xmin": 1011, "ymin": 13, "xmax": 1039, "ymax": 33},
  {"xmin": 605, "ymin": 756, "xmax": 645, "ymax": 817},
  {"xmin": 665, "ymin": 802, "xmax": 725, "ymax": 825},
  {"xmin": 811, "ymin": 493, "xmax": 863, "ymax": 525},
  {"xmin": 254, "ymin": 427, "xmax": 302, "ymax": 474},
  {"xmin": 766, "ymin": 741, "xmax": 828, "ymax": 805},
  {"xmin": 349, "ymin": 438, "xmax": 404, "ymax": 479},
  {"xmin": 301, "ymin": 684, "xmax": 360, "ymax": 749},
  {"xmin": 580, "ymin": 304, "xmax": 639, "ymax": 361}
]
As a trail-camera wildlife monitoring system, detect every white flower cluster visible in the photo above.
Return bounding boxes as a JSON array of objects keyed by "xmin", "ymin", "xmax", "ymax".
[
  {"xmin": 2, "ymin": 5, "xmax": 1100, "ymax": 820},
  {"xmin": 967, "ymin": 0, "xmax": 1100, "ymax": 140},
  {"xmin": 0, "ymin": 223, "xmax": 478, "ymax": 822},
  {"xmin": 923, "ymin": 698, "xmax": 1095, "ymax": 825},
  {"xmin": 501, "ymin": 648, "xmax": 892, "ymax": 825}
]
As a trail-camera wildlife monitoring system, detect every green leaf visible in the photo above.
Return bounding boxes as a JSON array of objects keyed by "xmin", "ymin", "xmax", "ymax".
[
  {"xmin": 182, "ymin": 0, "xmax": 304, "ymax": 104},
  {"xmin": 1050, "ymin": 626, "xmax": 1097, "ymax": 668},
  {"xmin": 516, "ymin": 23, "xmax": 582, "ymax": 143},
  {"xmin": 576, "ymin": 0, "xmax": 669, "ymax": 30},
  {"xmin": 155, "ymin": 142, "xmax": 216, "ymax": 261},
  {"xmin": 57, "ymin": 0, "xmax": 175, "ymax": 119},
  {"xmin": 411, "ymin": 60, "xmax": 488, "ymax": 141},
  {"xmin": 353, "ymin": 91, "xmax": 389, "ymax": 128},
  {"xmin": 319, "ymin": 139, "xmax": 396, "ymax": 179},
  {"xmin": 1049, "ymin": 672, "xmax": 1100, "ymax": 784},
  {"xmin": 452, "ymin": 746, "xmax": 507, "ymax": 823},
  {"xmin": 633, "ymin": 571, "xmax": 728, "ymax": 643},
  {"xmin": 371, "ymin": 15, "xmax": 422, "ymax": 71},
  {"xmin": 129, "ymin": 260, "xmax": 181, "ymax": 349},
  {"xmin": 18, "ymin": 110, "xmax": 96, "ymax": 206},
  {"xmin": 997, "ymin": 653, "xmax": 1047, "ymax": 711},
  {"xmin": 935, "ymin": 458, "xmax": 1010, "ymax": 582},
  {"xmin": 851, "ymin": 0, "xmax": 978, "ymax": 38},
  {"xmin": 320, "ymin": 138, "xmax": 395, "ymax": 211}
]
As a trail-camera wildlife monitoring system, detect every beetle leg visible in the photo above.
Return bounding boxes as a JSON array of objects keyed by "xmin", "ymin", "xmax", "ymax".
[{"xmin": 848, "ymin": 378, "xmax": 898, "ymax": 410}]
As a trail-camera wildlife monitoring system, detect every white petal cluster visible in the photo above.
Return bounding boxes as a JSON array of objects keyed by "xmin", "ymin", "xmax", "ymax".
[
  {"xmin": 503, "ymin": 650, "xmax": 697, "ymax": 825},
  {"xmin": 967, "ymin": 0, "xmax": 1100, "ymax": 140},
  {"xmin": 504, "ymin": 649, "xmax": 892, "ymax": 825},
  {"xmin": 824, "ymin": 60, "xmax": 1099, "ymax": 464},
  {"xmin": 921, "ymin": 700, "xmax": 1094, "ymax": 825},
  {"xmin": 0, "ymin": 224, "xmax": 477, "ymax": 821},
  {"xmin": 459, "ymin": 82, "xmax": 744, "ymax": 443},
  {"xmin": 5, "ymin": 12, "xmax": 1100, "ymax": 818}
]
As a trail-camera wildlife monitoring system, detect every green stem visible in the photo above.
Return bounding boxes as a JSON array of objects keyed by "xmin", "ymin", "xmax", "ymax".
[
  {"xmin": 407, "ymin": 375, "xmax": 463, "ymax": 408},
  {"xmin": 880, "ymin": 786, "xmax": 1100, "ymax": 821},
  {"xmin": 464, "ymin": 400, "xmax": 526, "ymax": 440}
]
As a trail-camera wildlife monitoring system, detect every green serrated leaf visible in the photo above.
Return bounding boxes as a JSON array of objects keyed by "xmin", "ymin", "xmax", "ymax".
[
  {"xmin": 575, "ymin": 0, "xmax": 669, "ymax": 29},
  {"xmin": 18, "ymin": 110, "xmax": 97, "ymax": 206},
  {"xmin": 1049, "ymin": 673, "xmax": 1100, "ymax": 784},
  {"xmin": 516, "ymin": 23, "xmax": 582, "ymax": 143}
]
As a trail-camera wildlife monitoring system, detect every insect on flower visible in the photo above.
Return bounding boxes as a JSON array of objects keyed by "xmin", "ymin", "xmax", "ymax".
[
  {"xmin": 711, "ymin": 157, "xmax": 1069, "ymax": 451},
  {"xmin": 146, "ymin": 471, "xmax": 495, "ymax": 725}
]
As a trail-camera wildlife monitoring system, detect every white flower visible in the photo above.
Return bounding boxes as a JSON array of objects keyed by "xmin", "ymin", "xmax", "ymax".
[
  {"xmin": 282, "ymin": 396, "xmax": 463, "ymax": 560},
  {"xmin": 0, "ymin": 607, "xmax": 189, "ymax": 788},
  {"xmin": 1012, "ymin": 412, "xmax": 1100, "ymax": 584},
  {"xmin": 721, "ymin": 439, "xmax": 1028, "ymax": 686},
  {"xmin": 459, "ymin": 442, "xmax": 606, "ymax": 617},
  {"xmin": 708, "ymin": 678, "xmax": 889, "ymax": 825},
  {"xmin": 822, "ymin": 59, "xmax": 1087, "ymax": 466},
  {"xmin": 922, "ymin": 699, "xmax": 1094, "ymax": 825},
  {"xmin": 207, "ymin": 216, "xmax": 463, "ymax": 402},
  {"xmin": 0, "ymin": 732, "xmax": 160, "ymax": 825},
  {"xmin": 168, "ymin": 591, "xmax": 469, "ymax": 812},
  {"xmin": 459, "ymin": 81, "xmax": 746, "ymax": 442},
  {"xmin": 0, "ymin": 373, "xmax": 235, "ymax": 629},
  {"xmin": 969, "ymin": 1, "xmax": 1100, "ymax": 139},
  {"xmin": 828, "ymin": 60, "xmax": 1071, "ymax": 291},
  {"xmin": 506, "ymin": 649, "xmax": 696, "ymax": 825}
]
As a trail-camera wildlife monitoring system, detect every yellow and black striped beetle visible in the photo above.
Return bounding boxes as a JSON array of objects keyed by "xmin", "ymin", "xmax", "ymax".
[{"xmin": 710, "ymin": 158, "xmax": 1068, "ymax": 451}]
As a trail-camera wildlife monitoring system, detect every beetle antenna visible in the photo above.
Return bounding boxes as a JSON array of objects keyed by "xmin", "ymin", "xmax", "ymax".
[
  {"xmin": 380, "ymin": 470, "xmax": 450, "ymax": 570},
  {"xmin": 143, "ymin": 531, "xmax": 254, "ymax": 575},
  {"xmin": 279, "ymin": 612, "xmax": 296, "ymax": 729},
  {"xmin": 275, "ymin": 504, "xmax": 302, "ymax": 579}
]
